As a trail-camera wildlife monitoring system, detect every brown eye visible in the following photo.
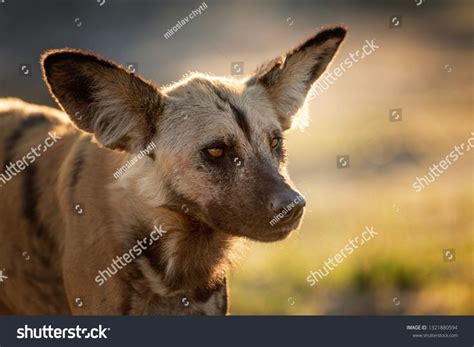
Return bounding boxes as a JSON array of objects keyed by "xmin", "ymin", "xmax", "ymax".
[
  {"xmin": 207, "ymin": 148, "xmax": 224, "ymax": 158},
  {"xmin": 271, "ymin": 137, "xmax": 281, "ymax": 149}
]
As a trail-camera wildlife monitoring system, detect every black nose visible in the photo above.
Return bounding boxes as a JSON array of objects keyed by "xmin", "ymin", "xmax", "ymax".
[{"xmin": 269, "ymin": 191, "xmax": 306, "ymax": 222}]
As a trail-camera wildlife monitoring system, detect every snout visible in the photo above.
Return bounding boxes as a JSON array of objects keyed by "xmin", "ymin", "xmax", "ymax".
[
  {"xmin": 269, "ymin": 190, "xmax": 306, "ymax": 224},
  {"xmin": 203, "ymin": 169, "xmax": 307, "ymax": 242}
]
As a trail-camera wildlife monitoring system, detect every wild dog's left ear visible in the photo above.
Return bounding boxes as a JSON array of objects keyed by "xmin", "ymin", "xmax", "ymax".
[
  {"xmin": 250, "ymin": 27, "xmax": 347, "ymax": 130},
  {"xmin": 41, "ymin": 49, "xmax": 164, "ymax": 152}
]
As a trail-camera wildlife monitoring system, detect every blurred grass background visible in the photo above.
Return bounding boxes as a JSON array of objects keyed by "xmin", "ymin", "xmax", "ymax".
[{"xmin": 0, "ymin": 0, "xmax": 472, "ymax": 314}]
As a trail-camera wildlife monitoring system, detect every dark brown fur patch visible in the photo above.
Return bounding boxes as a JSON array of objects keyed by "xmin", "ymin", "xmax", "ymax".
[
  {"xmin": 215, "ymin": 101, "xmax": 225, "ymax": 112},
  {"xmin": 22, "ymin": 164, "xmax": 41, "ymax": 224},
  {"xmin": 3, "ymin": 114, "xmax": 49, "ymax": 168},
  {"xmin": 229, "ymin": 103, "xmax": 251, "ymax": 141},
  {"xmin": 69, "ymin": 145, "xmax": 86, "ymax": 189}
]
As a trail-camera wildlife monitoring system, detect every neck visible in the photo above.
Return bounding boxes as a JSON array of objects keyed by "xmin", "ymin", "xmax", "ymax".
[
  {"xmin": 109, "ymin": 166, "xmax": 239, "ymax": 297},
  {"xmin": 132, "ymin": 208, "xmax": 236, "ymax": 293}
]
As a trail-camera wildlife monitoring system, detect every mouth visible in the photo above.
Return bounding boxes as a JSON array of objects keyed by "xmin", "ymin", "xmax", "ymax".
[
  {"xmin": 250, "ymin": 209, "xmax": 305, "ymax": 242},
  {"xmin": 259, "ymin": 228, "xmax": 294, "ymax": 241}
]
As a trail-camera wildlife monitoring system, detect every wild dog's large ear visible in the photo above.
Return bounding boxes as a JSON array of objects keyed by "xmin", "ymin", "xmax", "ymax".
[
  {"xmin": 251, "ymin": 27, "xmax": 346, "ymax": 130},
  {"xmin": 41, "ymin": 49, "xmax": 164, "ymax": 152}
]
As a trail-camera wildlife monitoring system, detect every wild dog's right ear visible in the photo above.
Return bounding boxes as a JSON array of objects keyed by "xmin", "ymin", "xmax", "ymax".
[
  {"xmin": 250, "ymin": 27, "xmax": 346, "ymax": 130},
  {"xmin": 41, "ymin": 49, "xmax": 164, "ymax": 152}
]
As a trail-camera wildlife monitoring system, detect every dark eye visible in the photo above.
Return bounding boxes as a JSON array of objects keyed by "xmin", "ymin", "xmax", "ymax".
[
  {"xmin": 270, "ymin": 137, "xmax": 282, "ymax": 149},
  {"xmin": 206, "ymin": 147, "xmax": 224, "ymax": 158}
]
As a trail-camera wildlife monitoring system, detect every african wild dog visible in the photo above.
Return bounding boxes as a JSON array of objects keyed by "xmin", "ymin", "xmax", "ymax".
[{"xmin": 0, "ymin": 27, "xmax": 346, "ymax": 315}]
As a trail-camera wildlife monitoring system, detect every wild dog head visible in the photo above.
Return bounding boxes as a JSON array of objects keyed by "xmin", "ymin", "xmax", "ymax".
[{"xmin": 41, "ymin": 27, "xmax": 346, "ymax": 242}]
